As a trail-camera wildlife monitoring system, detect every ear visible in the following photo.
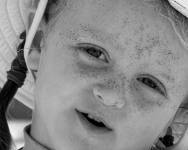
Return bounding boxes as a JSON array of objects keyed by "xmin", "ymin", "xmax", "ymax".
[
  {"xmin": 26, "ymin": 30, "xmax": 44, "ymax": 81},
  {"xmin": 24, "ymin": 0, "xmax": 47, "ymax": 81}
]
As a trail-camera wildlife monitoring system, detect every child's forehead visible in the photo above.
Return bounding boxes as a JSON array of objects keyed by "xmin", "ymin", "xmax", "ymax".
[
  {"xmin": 56, "ymin": 1, "xmax": 188, "ymax": 58},
  {"xmin": 55, "ymin": 0, "xmax": 188, "ymax": 81}
]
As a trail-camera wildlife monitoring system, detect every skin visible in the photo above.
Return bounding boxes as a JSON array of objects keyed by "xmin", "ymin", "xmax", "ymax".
[{"xmin": 26, "ymin": 0, "xmax": 188, "ymax": 150}]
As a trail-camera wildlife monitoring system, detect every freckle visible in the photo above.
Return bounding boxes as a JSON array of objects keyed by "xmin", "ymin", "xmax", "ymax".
[
  {"xmin": 121, "ymin": 17, "xmax": 130, "ymax": 28},
  {"xmin": 76, "ymin": 62, "xmax": 111, "ymax": 79},
  {"xmin": 145, "ymin": 35, "xmax": 161, "ymax": 51},
  {"xmin": 103, "ymin": 78, "xmax": 120, "ymax": 90},
  {"xmin": 134, "ymin": 24, "xmax": 145, "ymax": 36},
  {"xmin": 139, "ymin": 24, "xmax": 145, "ymax": 32},
  {"xmin": 78, "ymin": 66, "xmax": 100, "ymax": 79},
  {"xmin": 135, "ymin": 35, "xmax": 162, "ymax": 59},
  {"xmin": 124, "ymin": 37, "xmax": 132, "ymax": 46},
  {"xmin": 156, "ymin": 60, "xmax": 163, "ymax": 66},
  {"xmin": 160, "ymin": 73, "xmax": 175, "ymax": 83},
  {"xmin": 64, "ymin": 30, "xmax": 79, "ymax": 41},
  {"xmin": 135, "ymin": 45, "xmax": 144, "ymax": 59}
]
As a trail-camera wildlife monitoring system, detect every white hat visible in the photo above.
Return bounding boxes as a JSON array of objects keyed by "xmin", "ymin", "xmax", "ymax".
[
  {"xmin": 168, "ymin": 0, "xmax": 188, "ymax": 18},
  {"xmin": 0, "ymin": 0, "xmax": 47, "ymax": 109},
  {"xmin": 0, "ymin": 0, "xmax": 187, "ymax": 109}
]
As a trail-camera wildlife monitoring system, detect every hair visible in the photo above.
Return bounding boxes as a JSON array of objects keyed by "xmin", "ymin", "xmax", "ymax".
[
  {"xmin": 0, "ymin": 1, "xmax": 188, "ymax": 150},
  {"xmin": 44, "ymin": 0, "xmax": 58, "ymax": 23},
  {"xmin": 44, "ymin": 0, "xmax": 68, "ymax": 23}
]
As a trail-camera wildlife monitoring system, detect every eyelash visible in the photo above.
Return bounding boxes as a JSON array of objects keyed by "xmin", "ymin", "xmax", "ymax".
[
  {"xmin": 137, "ymin": 75, "xmax": 166, "ymax": 96},
  {"xmin": 76, "ymin": 43, "xmax": 109, "ymax": 63}
]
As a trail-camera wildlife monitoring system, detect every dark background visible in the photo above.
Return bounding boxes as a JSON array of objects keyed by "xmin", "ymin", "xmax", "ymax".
[{"xmin": 8, "ymin": 99, "xmax": 32, "ymax": 120}]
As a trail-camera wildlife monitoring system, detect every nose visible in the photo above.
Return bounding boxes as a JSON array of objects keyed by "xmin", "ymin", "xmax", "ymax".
[{"xmin": 93, "ymin": 77, "xmax": 126, "ymax": 109}]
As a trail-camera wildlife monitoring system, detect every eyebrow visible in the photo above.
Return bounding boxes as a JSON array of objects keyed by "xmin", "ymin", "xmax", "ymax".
[
  {"xmin": 158, "ymin": 72, "xmax": 175, "ymax": 84},
  {"xmin": 79, "ymin": 25, "xmax": 125, "ymax": 53}
]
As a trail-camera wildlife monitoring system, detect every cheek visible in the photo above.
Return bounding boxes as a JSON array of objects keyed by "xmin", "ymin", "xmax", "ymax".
[
  {"xmin": 129, "ymin": 79, "xmax": 167, "ymax": 112},
  {"xmin": 75, "ymin": 61, "xmax": 113, "ymax": 79},
  {"xmin": 117, "ymin": 103, "xmax": 178, "ymax": 146},
  {"xmin": 116, "ymin": 109, "xmax": 174, "ymax": 149},
  {"xmin": 34, "ymin": 46, "xmax": 79, "ymax": 114}
]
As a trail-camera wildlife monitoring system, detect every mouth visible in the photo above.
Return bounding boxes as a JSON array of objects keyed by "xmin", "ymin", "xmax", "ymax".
[{"xmin": 75, "ymin": 109, "xmax": 113, "ymax": 134}]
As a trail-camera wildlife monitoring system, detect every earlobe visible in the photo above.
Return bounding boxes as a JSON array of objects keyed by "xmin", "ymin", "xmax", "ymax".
[
  {"xmin": 23, "ymin": 0, "xmax": 48, "ymax": 81},
  {"xmin": 30, "ymin": 30, "xmax": 44, "ymax": 55},
  {"xmin": 26, "ymin": 30, "xmax": 44, "ymax": 81}
]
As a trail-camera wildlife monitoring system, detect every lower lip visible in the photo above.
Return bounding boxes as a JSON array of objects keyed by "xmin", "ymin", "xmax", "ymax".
[{"xmin": 75, "ymin": 109, "xmax": 113, "ymax": 135}]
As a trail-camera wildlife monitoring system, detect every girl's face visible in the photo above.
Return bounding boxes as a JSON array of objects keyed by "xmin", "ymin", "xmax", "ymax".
[{"xmin": 30, "ymin": 0, "xmax": 188, "ymax": 150}]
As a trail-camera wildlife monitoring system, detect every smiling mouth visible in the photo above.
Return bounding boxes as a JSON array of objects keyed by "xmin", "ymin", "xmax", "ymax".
[{"xmin": 75, "ymin": 109, "xmax": 113, "ymax": 134}]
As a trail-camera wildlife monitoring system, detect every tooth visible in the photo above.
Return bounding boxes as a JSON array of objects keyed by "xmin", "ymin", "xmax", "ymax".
[
  {"xmin": 88, "ymin": 114, "xmax": 94, "ymax": 119},
  {"xmin": 88, "ymin": 114, "xmax": 102, "ymax": 123}
]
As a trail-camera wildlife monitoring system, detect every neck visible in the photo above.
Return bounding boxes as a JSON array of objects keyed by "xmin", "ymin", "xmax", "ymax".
[{"xmin": 30, "ymin": 110, "xmax": 53, "ymax": 150}]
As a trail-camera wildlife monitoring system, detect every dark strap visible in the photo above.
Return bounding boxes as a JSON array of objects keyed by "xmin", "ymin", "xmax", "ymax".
[
  {"xmin": 18, "ymin": 147, "xmax": 23, "ymax": 150},
  {"xmin": 7, "ymin": 31, "xmax": 28, "ymax": 88}
]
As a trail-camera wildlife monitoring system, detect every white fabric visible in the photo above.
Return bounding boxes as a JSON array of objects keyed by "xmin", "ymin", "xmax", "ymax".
[
  {"xmin": 22, "ymin": 124, "xmax": 50, "ymax": 150},
  {"xmin": 0, "ymin": 0, "xmax": 35, "ymax": 109},
  {"xmin": 168, "ymin": 0, "xmax": 188, "ymax": 18}
]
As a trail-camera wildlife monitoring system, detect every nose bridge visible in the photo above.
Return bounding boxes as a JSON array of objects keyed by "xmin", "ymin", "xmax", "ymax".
[{"xmin": 93, "ymin": 73, "xmax": 127, "ymax": 109}]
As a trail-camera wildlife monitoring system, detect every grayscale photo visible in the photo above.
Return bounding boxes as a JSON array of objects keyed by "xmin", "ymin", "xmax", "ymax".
[{"xmin": 0, "ymin": 0, "xmax": 188, "ymax": 150}]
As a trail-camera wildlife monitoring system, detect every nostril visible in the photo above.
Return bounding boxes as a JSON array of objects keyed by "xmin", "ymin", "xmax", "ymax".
[
  {"xmin": 97, "ymin": 95, "xmax": 103, "ymax": 100},
  {"xmin": 93, "ymin": 87, "xmax": 103, "ymax": 100}
]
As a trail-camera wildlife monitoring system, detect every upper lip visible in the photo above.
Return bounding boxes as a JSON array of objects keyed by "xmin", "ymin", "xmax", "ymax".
[{"xmin": 75, "ymin": 109, "xmax": 113, "ymax": 130}]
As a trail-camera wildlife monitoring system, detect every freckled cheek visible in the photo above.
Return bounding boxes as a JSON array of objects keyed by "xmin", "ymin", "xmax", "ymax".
[
  {"xmin": 130, "ymin": 81, "xmax": 165, "ymax": 112},
  {"xmin": 54, "ymin": 44, "xmax": 110, "ymax": 80},
  {"xmin": 73, "ymin": 61, "xmax": 113, "ymax": 80}
]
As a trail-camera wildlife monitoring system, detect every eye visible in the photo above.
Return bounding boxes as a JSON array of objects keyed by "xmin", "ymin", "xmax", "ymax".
[
  {"xmin": 137, "ymin": 74, "xmax": 167, "ymax": 96},
  {"xmin": 76, "ymin": 43, "xmax": 109, "ymax": 63}
]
